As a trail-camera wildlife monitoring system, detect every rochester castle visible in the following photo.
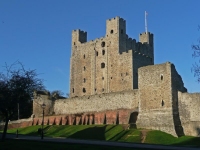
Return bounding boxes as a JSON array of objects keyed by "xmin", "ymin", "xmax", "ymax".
[{"xmin": 31, "ymin": 17, "xmax": 200, "ymax": 137}]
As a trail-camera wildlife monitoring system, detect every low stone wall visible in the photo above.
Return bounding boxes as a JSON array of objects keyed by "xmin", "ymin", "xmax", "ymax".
[
  {"xmin": 33, "ymin": 95, "xmax": 54, "ymax": 117},
  {"xmin": 178, "ymin": 92, "xmax": 200, "ymax": 136},
  {"xmin": 33, "ymin": 109, "xmax": 137, "ymax": 126},
  {"xmin": 0, "ymin": 118, "xmax": 33, "ymax": 130},
  {"xmin": 0, "ymin": 109, "xmax": 138, "ymax": 130},
  {"xmin": 137, "ymin": 109, "xmax": 177, "ymax": 137},
  {"xmin": 33, "ymin": 90, "xmax": 139, "ymax": 117},
  {"xmin": 54, "ymin": 90, "xmax": 139, "ymax": 115}
]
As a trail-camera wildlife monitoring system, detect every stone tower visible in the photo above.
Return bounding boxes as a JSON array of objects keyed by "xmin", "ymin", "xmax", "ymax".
[{"xmin": 70, "ymin": 17, "xmax": 154, "ymax": 97}]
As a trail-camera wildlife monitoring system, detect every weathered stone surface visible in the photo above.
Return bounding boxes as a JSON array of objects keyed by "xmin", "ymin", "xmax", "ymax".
[
  {"xmin": 27, "ymin": 17, "xmax": 200, "ymax": 138},
  {"xmin": 178, "ymin": 92, "xmax": 200, "ymax": 136},
  {"xmin": 137, "ymin": 62, "xmax": 186, "ymax": 137},
  {"xmin": 70, "ymin": 17, "xmax": 153, "ymax": 97},
  {"xmin": 53, "ymin": 90, "xmax": 138, "ymax": 115}
]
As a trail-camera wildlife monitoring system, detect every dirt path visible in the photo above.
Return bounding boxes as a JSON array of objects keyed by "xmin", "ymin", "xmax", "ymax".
[{"xmin": 140, "ymin": 129, "xmax": 150, "ymax": 143}]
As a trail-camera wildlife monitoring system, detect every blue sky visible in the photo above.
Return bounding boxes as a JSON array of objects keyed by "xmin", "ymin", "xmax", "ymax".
[{"xmin": 1, "ymin": 0, "xmax": 200, "ymax": 95}]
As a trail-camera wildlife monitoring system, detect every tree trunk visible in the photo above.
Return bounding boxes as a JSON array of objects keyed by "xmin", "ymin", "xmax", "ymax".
[{"xmin": 1, "ymin": 114, "xmax": 9, "ymax": 142}]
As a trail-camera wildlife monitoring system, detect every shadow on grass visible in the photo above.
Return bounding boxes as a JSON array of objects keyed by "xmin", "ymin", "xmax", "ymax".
[
  {"xmin": 171, "ymin": 136, "xmax": 200, "ymax": 147},
  {"xmin": 109, "ymin": 130, "xmax": 129, "ymax": 141},
  {"xmin": 68, "ymin": 126, "xmax": 107, "ymax": 140}
]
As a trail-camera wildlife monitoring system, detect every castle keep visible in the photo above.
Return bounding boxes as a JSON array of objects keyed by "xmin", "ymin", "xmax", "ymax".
[
  {"xmin": 70, "ymin": 17, "xmax": 153, "ymax": 97},
  {"xmin": 30, "ymin": 17, "xmax": 200, "ymax": 137}
]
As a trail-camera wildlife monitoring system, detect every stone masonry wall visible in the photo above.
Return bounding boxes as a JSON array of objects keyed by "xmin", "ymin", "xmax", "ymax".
[
  {"xmin": 54, "ymin": 90, "xmax": 139, "ymax": 115},
  {"xmin": 178, "ymin": 92, "xmax": 200, "ymax": 136},
  {"xmin": 33, "ymin": 94, "xmax": 54, "ymax": 117},
  {"xmin": 171, "ymin": 64, "xmax": 187, "ymax": 136},
  {"xmin": 33, "ymin": 90, "xmax": 139, "ymax": 117},
  {"xmin": 137, "ymin": 62, "xmax": 177, "ymax": 136},
  {"xmin": 32, "ymin": 109, "xmax": 136, "ymax": 126},
  {"xmin": 0, "ymin": 118, "xmax": 33, "ymax": 130},
  {"xmin": 0, "ymin": 109, "xmax": 137, "ymax": 130},
  {"xmin": 70, "ymin": 17, "xmax": 154, "ymax": 97}
]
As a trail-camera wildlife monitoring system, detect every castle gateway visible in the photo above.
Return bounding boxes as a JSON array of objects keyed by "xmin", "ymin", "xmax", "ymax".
[{"xmin": 32, "ymin": 17, "xmax": 200, "ymax": 137}]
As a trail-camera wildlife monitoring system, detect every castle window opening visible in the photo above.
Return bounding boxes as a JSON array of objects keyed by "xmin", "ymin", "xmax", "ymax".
[
  {"xmin": 83, "ymin": 78, "xmax": 86, "ymax": 83},
  {"xmin": 83, "ymin": 54, "xmax": 85, "ymax": 59},
  {"xmin": 96, "ymin": 51, "xmax": 98, "ymax": 56},
  {"xmin": 101, "ymin": 41, "xmax": 105, "ymax": 47},
  {"xmin": 161, "ymin": 100, "xmax": 164, "ymax": 106},
  {"xmin": 72, "ymin": 88, "xmax": 74, "ymax": 93},
  {"xmin": 74, "ymin": 42, "xmax": 76, "ymax": 45},
  {"xmin": 110, "ymin": 30, "xmax": 113, "ymax": 34},
  {"xmin": 102, "ymin": 77, "xmax": 104, "ymax": 80},
  {"xmin": 161, "ymin": 75, "xmax": 163, "ymax": 80},
  {"xmin": 84, "ymin": 66, "xmax": 86, "ymax": 71},
  {"xmin": 102, "ymin": 50, "xmax": 105, "ymax": 55},
  {"xmin": 101, "ymin": 63, "xmax": 105, "ymax": 68},
  {"xmin": 95, "ymin": 88, "xmax": 97, "ymax": 91},
  {"xmin": 111, "ymin": 77, "xmax": 112, "ymax": 79},
  {"xmin": 102, "ymin": 88, "xmax": 104, "ymax": 92},
  {"xmin": 83, "ymin": 88, "xmax": 86, "ymax": 93}
]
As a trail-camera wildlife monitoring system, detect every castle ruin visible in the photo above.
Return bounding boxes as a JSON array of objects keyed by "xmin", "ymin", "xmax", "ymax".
[{"xmin": 32, "ymin": 17, "xmax": 200, "ymax": 137}]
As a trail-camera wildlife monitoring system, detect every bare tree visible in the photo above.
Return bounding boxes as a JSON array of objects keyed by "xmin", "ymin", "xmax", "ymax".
[
  {"xmin": 0, "ymin": 62, "xmax": 45, "ymax": 141},
  {"xmin": 192, "ymin": 25, "xmax": 200, "ymax": 82},
  {"xmin": 51, "ymin": 90, "xmax": 64, "ymax": 97},
  {"xmin": 50, "ymin": 90, "xmax": 66, "ymax": 100}
]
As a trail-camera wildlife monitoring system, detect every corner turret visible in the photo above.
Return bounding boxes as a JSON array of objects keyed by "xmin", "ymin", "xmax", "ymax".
[{"xmin": 139, "ymin": 32, "xmax": 154, "ymax": 64}]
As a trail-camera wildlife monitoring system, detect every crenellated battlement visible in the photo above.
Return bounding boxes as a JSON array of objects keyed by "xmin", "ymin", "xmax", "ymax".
[
  {"xmin": 70, "ymin": 17, "xmax": 154, "ymax": 97},
  {"xmin": 72, "ymin": 29, "xmax": 87, "ymax": 45},
  {"xmin": 30, "ymin": 16, "xmax": 200, "ymax": 138},
  {"xmin": 72, "ymin": 29, "xmax": 87, "ymax": 35},
  {"xmin": 107, "ymin": 16, "xmax": 126, "ymax": 22}
]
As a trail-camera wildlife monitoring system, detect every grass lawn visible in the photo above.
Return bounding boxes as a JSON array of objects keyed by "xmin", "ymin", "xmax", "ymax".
[
  {"xmin": 145, "ymin": 130, "xmax": 200, "ymax": 147},
  {"xmin": 2, "ymin": 125, "xmax": 200, "ymax": 148}
]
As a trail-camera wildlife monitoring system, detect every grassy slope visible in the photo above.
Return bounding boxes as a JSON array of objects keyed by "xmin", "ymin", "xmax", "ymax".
[
  {"xmin": 145, "ymin": 130, "xmax": 200, "ymax": 147},
  {"xmin": 5, "ymin": 125, "xmax": 200, "ymax": 147}
]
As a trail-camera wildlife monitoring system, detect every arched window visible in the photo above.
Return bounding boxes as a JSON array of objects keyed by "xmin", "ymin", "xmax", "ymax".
[{"xmin": 83, "ymin": 88, "xmax": 86, "ymax": 93}]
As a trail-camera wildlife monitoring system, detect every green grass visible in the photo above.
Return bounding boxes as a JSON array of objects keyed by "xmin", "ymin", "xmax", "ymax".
[
  {"xmin": 3, "ymin": 125, "xmax": 200, "ymax": 147},
  {"xmin": 145, "ymin": 130, "xmax": 200, "ymax": 147}
]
